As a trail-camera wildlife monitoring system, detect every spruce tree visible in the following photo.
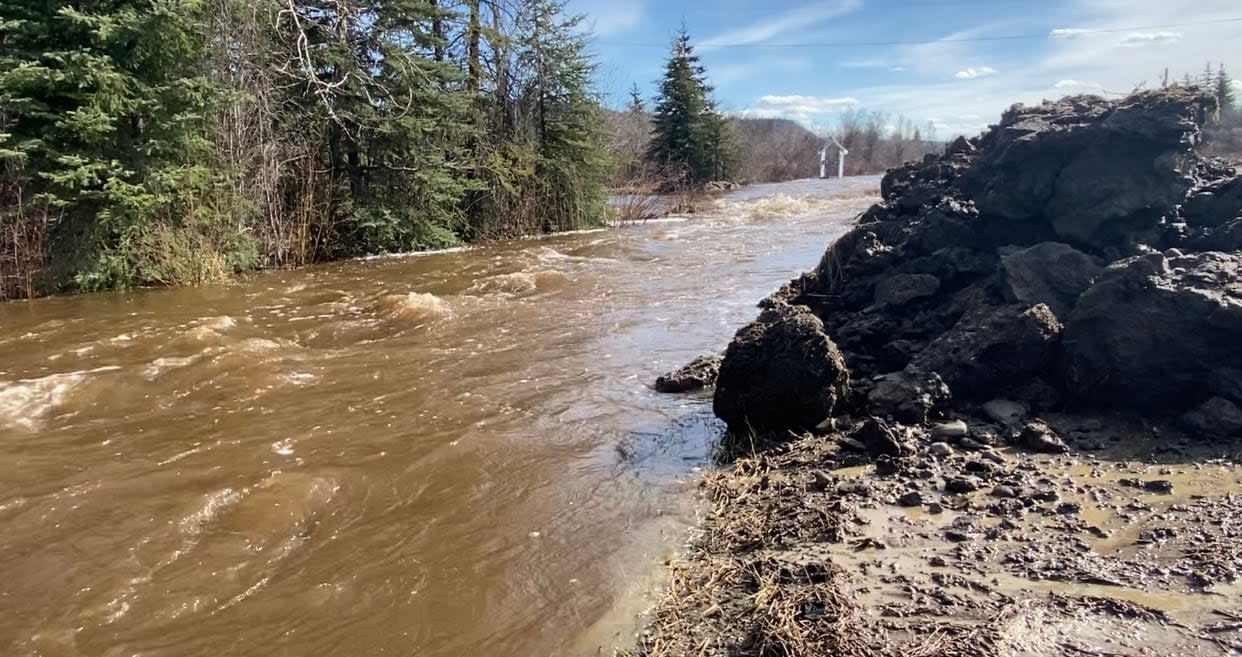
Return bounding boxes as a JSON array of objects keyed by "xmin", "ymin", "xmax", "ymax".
[
  {"xmin": 627, "ymin": 84, "xmax": 645, "ymax": 114},
  {"xmin": 645, "ymin": 27, "xmax": 736, "ymax": 186},
  {"xmin": 0, "ymin": 0, "xmax": 227, "ymax": 292},
  {"xmin": 516, "ymin": 0, "xmax": 611, "ymax": 232},
  {"xmin": 1217, "ymin": 64, "xmax": 1236, "ymax": 114}
]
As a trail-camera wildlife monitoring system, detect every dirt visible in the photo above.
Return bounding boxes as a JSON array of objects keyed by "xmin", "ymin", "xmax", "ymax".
[
  {"xmin": 628, "ymin": 413, "xmax": 1242, "ymax": 657},
  {"xmin": 637, "ymin": 89, "xmax": 1242, "ymax": 657}
]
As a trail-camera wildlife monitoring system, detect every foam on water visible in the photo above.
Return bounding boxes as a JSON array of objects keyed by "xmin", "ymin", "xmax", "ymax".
[
  {"xmin": 468, "ymin": 269, "xmax": 569, "ymax": 297},
  {"xmin": 714, "ymin": 193, "xmax": 858, "ymax": 221},
  {"xmin": 0, "ymin": 367, "xmax": 119, "ymax": 430},
  {"xmin": 143, "ymin": 356, "xmax": 200, "ymax": 380},
  {"xmin": 373, "ymin": 292, "xmax": 453, "ymax": 325}
]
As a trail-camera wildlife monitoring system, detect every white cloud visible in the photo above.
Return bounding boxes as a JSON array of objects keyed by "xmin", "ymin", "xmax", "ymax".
[
  {"xmin": 890, "ymin": 66, "xmax": 907, "ymax": 72},
  {"xmin": 955, "ymin": 66, "xmax": 999, "ymax": 80},
  {"xmin": 700, "ymin": 0, "xmax": 862, "ymax": 50},
  {"xmin": 731, "ymin": 1, "xmax": 1241, "ymax": 139},
  {"xmin": 1049, "ymin": 28, "xmax": 1094, "ymax": 40},
  {"xmin": 1121, "ymin": 31, "xmax": 1182, "ymax": 46},
  {"xmin": 740, "ymin": 95, "xmax": 860, "ymax": 121},
  {"xmin": 577, "ymin": 0, "xmax": 644, "ymax": 37},
  {"xmin": 1055, "ymin": 79, "xmax": 1104, "ymax": 90}
]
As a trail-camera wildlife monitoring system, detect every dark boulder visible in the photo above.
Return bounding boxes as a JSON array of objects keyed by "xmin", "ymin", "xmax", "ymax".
[
  {"xmin": 1063, "ymin": 252, "xmax": 1242, "ymax": 408},
  {"xmin": 908, "ymin": 304, "xmax": 1063, "ymax": 397},
  {"xmin": 1185, "ymin": 217, "xmax": 1242, "ymax": 252},
  {"xmin": 1184, "ymin": 177, "xmax": 1242, "ymax": 229},
  {"xmin": 873, "ymin": 274, "xmax": 940, "ymax": 308},
  {"xmin": 713, "ymin": 305, "xmax": 850, "ymax": 433},
  {"xmin": 854, "ymin": 418, "xmax": 906, "ymax": 457},
  {"xmin": 1000, "ymin": 242, "xmax": 1102, "ymax": 317},
  {"xmin": 961, "ymin": 90, "xmax": 1217, "ymax": 251},
  {"xmin": 654, "ymin": 355, "xmax": 722, "ymax": 393},
  {"xmin": 1182, "ymin": 397, "xmax": 1242, "ymax": 438},
  {"xmin": 946, "ymin": 135, "xmax": 976, "ymax": 156},
  {"xmin": 867, "ymin": 370, "xmax": 951, "ymax": 424},
  {"xmin": 905, "ymin": 202, "xmax": 980, "ymax": 255},
  {"xmin": 1018, "ymin": 421, "xmax": 1070, "ymax": 454}
]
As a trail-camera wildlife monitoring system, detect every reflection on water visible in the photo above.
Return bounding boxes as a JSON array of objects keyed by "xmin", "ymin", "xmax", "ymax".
[{"xmin": 0, "ymin": 177, "xmax": 879, "ymax": 657}]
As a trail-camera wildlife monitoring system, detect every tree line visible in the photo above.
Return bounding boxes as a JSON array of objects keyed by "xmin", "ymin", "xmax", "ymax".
[
  {"xmin": 610, "ymin": 28, "xmax": 940, "ymax": 187},
  {"xmin": 0, "ymin": 0, "xmax": 611, "ymax": 300},
  {"xmin": 1163, "ymin": 62, "xmax": 1240, "ymax": 161}
]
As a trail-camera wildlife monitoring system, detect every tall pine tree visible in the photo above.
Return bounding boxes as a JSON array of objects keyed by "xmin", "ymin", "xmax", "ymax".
[
  {"xmin": 645, "ymin": 27, "xmax": 736, "ymax": 186},
  {"xmin": 516, "ymin": 0, "xmax": 611, "ymax": 232}
]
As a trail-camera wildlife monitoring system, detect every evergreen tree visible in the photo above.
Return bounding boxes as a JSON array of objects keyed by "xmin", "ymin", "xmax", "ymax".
[
  {"xmin": 627, "ymin": 84, "xmax": 645, "ymax": 114},
  {"xmin": 0, "ymin": 0, "xmax": 234, "ymax": 292},
  {"xmin": 515, "ymin": 0, "xmax": 611, "ymax": 232},
  {"xmin": 0, "ymin": 0, "xmax": 616, "ymax": 299},
  {"xmin": 1217, "ymin": 64, "xmax": 1236, "ymax": 114},
  {"xmin": 645, "ymin": 27, "xmax": 736, "ymax": 186}
]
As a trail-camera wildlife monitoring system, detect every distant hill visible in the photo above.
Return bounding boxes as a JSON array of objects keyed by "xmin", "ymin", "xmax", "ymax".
[{"xmin": 727, "ymin": 117, "xmax": 825, "ymax": 183}]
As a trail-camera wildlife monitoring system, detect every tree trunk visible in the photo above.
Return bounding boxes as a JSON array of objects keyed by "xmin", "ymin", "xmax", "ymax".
[
  {"xmin": 467, "ymin": 0, "xmax": 481, "ymax": 94},
  {"xmin": 431, "ymin": 0, "xmax": 444, "ymax": 62}
]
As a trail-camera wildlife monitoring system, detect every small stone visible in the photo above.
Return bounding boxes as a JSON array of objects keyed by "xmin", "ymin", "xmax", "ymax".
[
  {"xmin": 914, "ymin": 467, "xmax": 936, "ymax": 480},
  {"xmin": 932, "ymin": 420, "xmax": 968, "ymax": 439},
  {"xmin": 981, "ymin": 449, "xmax": 1006, "ymax": 464},
  {"xmin": 855, "ymin": 418, "xmax": 906, "ymax": 458},
  {"xmin": 929, "ymin": 442, "xmax": 954, "ymax": 458},
  {"xmin": 945, "ymin": 477, "xmax": 979, "ymax": 494},
  {"xmin": 806, "ymin": 471, "xmax": 832, "ymax": 493},
  {"xmin": 963, "ymin": 460, "xmax": 995, "ymax": 475},
  {"xmin": 944, "ymin": 530, "xmax": 971, "ymax": 542},
  {"xmin": 983, "ymin": 399, "xmax": 1026, "ymax": 425},
  {"xmin": 1019, "ymin": 421, "xmax": 1070, "ymax": 454},
  {"xmin": 1144, "ymin": 480, "xmax": 1174, "ymax": 494},
  {"xmin": 991, "ymin": 485, "xmax": 1018, "ymax": 499},
  {"xmin": 1056, "ymin": 501, "xmax": 1083, "ymax": 514},
  {"xmin": 928, "ymin": 555, "xmax": 949, "ymax": 567},
  {"xmin": 959, "ymin": 437, "xmax": 988, "ymax": 451},
  {"xmin": 971, "ymin": 430, "xmax": 998, "ymax": 446},
  {"xmin": 1030, "ymin": 489, "xmax": 1060, "ymax": 503},
  {"xmin": 926, "ymin": 502, "xmax": 945, "ymax": 514},
  {"xmin": 837, "ymin": 481, "xmax": 869, "ymax": 496},
  {"xmin": 654, "ymin": 354, "xmax": 722, "ymax": 393},
  {"xmin": 875, "ymin": 455, "xmax": 901, "ymax": 476},
  {"xmin": 898, "ymin": 491, "xmax": 924, "ymax": 507},
  {"xmin": 838, "ymin": 436, "xmax": 867, "ymax": 452}
]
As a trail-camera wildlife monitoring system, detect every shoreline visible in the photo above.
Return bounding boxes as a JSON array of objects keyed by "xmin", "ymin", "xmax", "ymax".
[
  {"xmin": 631, "ymin": 89, "xmax": 1242, "ymax": 656},
  {"xmin": 627, "ymin": 412, "xmax": 1241, "ymax": 656}
]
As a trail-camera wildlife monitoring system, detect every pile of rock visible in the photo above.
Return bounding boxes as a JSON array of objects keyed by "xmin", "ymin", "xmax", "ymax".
[{"xmin": 661, "ymin": 88, "xmax": 1242, "ymax": 451}]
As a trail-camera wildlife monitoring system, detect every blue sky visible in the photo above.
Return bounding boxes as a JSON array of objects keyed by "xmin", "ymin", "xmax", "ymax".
[{"xmin": 566, "ymin": 0, "xmax": 1242, "ymax": 137}]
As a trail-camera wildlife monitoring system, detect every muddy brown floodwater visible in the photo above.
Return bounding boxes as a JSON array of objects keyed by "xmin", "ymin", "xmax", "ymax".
[{"xmin": 0, "ymin": 178, "xmax": 880, "ymax": 657}]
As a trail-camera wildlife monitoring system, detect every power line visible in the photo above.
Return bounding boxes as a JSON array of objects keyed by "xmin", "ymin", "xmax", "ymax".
[{"xmin": 594, "ymin": 17, "xmax": 1242, "ymax": 49}]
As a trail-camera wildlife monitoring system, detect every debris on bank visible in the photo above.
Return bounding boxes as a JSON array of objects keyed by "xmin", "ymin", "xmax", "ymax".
[{"xmin": 644, "ymin": 88, "xmax": 1242, "ymax": 656}]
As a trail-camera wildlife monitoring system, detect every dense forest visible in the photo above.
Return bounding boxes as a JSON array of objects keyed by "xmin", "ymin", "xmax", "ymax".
[{"xmin": 0, "ymin": 0, "xmax": 611, "ymax": 300}]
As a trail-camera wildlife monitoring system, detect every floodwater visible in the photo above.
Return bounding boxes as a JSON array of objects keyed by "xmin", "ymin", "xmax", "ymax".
[{"xmin": 0, "ymin": 177, "xmax": 880, "ymax": 657}]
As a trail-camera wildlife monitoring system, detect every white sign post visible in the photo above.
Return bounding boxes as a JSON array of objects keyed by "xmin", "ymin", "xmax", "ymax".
[{"xmin": 820, "ymin": 137, "xmax": 849, "ymax": 179}]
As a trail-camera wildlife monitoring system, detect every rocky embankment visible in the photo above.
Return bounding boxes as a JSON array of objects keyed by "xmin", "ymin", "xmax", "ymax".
[{"xmin": 640, "ymin": 89, "xmax": 1242, "ymax": 656}]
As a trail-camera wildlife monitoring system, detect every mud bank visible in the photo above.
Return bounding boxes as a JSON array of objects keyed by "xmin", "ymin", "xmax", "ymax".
[
  {"xmin": 640, "ymin": 88, "xmax": 1242, "ymax": 656},
  {"xmin": 631, "ymin": 415, "xmax": 1241, "ymax": 656}
]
